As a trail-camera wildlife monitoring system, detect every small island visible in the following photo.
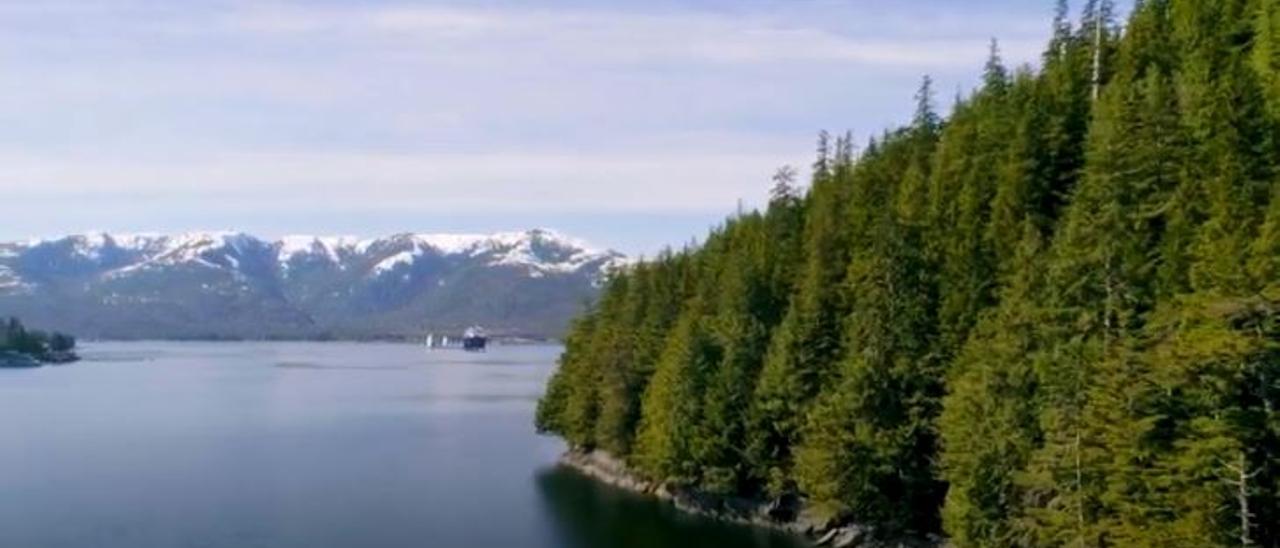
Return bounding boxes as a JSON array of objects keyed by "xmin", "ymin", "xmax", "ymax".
[{"xmin": 0, "ymin": 317, "xmax": 78, "ymax": 367}]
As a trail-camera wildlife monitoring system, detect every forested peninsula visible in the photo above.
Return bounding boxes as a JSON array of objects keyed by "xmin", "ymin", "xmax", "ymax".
[
  {"xmin": 537, "ymin": 1, "xmax": 1280, "ymax": 546},
  {"xmin": 0, "ymin": 317, "xmax": 78, "ymax": 367}
]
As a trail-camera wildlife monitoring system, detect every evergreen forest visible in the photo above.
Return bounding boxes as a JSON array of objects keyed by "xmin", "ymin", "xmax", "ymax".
[
  {"xmin": 537, "ymin": 1, "xmax": 1280, "ymax": 545},
  {"xmin": 0, "ymin": 317, "xmax": 76, "ymax": 362}
]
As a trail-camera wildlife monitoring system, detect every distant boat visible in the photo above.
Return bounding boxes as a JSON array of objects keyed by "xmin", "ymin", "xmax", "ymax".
[
  {"xmin": 462, "ymin": 326, "xmax": 488, "ymax": 352},
  {"xmin": 425, "ymin": 333, "xmax": 435, "ymax": 349}
]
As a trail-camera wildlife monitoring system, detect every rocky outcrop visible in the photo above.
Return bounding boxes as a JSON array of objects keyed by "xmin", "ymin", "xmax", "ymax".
[{"xmin": 558, "ymin": 450, "xmax": 939, "ymax": 548}]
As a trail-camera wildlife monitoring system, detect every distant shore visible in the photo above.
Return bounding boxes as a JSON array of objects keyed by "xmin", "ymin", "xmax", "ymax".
[
  {"xmin": 0, "ymin": 317, "xmax": 80, "ymax": 368},
  {"xmin": 75, "ymin": 336, "xmax": 561, "ymax": 345},
  {"xmin": 0, "ymin": 350, "xmax": 79, "ymax": 368},
  {"xmin": 557, "ymin": 449, "xmax": 937, "ymax": 548}
]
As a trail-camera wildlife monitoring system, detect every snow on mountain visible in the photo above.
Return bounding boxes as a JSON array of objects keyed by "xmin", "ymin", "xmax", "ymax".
[
  {"xmin": 33, "ymin": 232, "xmax": 165, "ymax": 256},
  {"xmin": 480, "ymin": 229, "xmax": 611, "ymax": 274},
  {"xmin": 408, "ymin": 233, "xmax": 492, "ymax": 255},
  {"xmin": 277, "ymin": 235, "xmax": 358, "ymax": 265},
  {"xmin": 0, "ymin": 264, "xmax": 29, "ymax": 294},
  {"xmin": 92, "ymin": 231, "xmax": 250, "ymax": 277},
  {"xmin": 275, "ymin": 229, "xmax": 621, "ymax": 279},
  {"xmin": 371, "ymin": 250, "xmax": 418, "ymax": 275},
  {"xmin": 3, "ymin": 229, "xmax": 622, "ymax": 281},
  {"xmin": 0, "ymin": 228, "xmax": 623, "ymax": 339},
  {"xmin": 148, "ymin": 232, "xmax": 248, "ymax": 265}
]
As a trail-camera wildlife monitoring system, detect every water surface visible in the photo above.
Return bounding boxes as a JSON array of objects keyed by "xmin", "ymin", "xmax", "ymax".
[{"xmin": 0, "ymin": 342, "xmax": 807, "ymax": 548}]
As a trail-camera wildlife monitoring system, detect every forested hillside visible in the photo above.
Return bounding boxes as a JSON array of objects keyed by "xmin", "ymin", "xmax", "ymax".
[{"xmin": 537, "ymin": 1, "xmax": 1280, "ymax": 545}]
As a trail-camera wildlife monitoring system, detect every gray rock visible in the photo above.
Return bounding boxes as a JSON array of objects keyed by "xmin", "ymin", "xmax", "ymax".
[
  {"xmin": 832, "ymin": 526, "xmax": 866, "ymax": 548},
  {"xmin": 557, "ymin": 449, "xmax": 941, "ymax": 548},
  {"xmin": 816, "ymin": 529, "xmax": 840, "ymax": 545}
]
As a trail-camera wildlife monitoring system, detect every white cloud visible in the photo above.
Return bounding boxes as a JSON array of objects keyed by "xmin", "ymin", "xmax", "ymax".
[
  {"xmin": 0, "ymin": 1, "xmax": 1053, "ymax": 247},
  {"xmin": 215, "ymin": 4, "xmax": 1044, "ymax": 69},
  {"xmin": 0, "ymin": 148, "xmax": 807, "ymax": 213}
]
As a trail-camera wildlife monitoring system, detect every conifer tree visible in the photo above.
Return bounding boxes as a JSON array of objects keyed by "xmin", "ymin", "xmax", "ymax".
[
  {"xmin": 796, "ymin": 131, "xmax": 942, "ymax": 534},
  {"xmin": 633, "ymin": 237, "xmax": 729, "ymax": 480},
  {"xmin": 1018, "ymin": 26, "xmax": 1170, "ymax": 542},
  {"xmin": 1173, "ymin": 0, "xmax": 1277, "ymax": 294},
  {"xmin": 695, "ymin": 217, "xmax": 773, "ymax": 493},
  {"xmin": 748, "ymin": 134, "xmax": 854, "ymax": 494},
  {"xmin": 929, "ymin": 48, "xmax": 1009, "ymax": 353},
  {"xmin": 633, "ymin": 313, "xmax": 714, "ymax": 482},
  {"xmin": 537, "ymin": 311, "xmax": 601, "ymax": 446},
  {"xmin": 1253, "ymin": 0, "xmax": 1280, "ymax": 118},
  {"xmin": 898, "ymin": 76, "xmax": 941, "ymax": 229},
  {"xmin": 1252, "ymin": 184, "xmax": 1280, "ymax": 285},
  {"xmin": 1103, "ymin": 293, "xmax": 1280, "ymax": 546},
  {"xmin": 987, "ymin": 70, "xmax": 1053, "ymax": 274},
  {"xmin": 593, "ymin": 267, "xmax": 648, "ymax": 456},
  {"xmin": 534, "ymin": 4, "xmax": 1280, "ymax": 545},
  {"xmin": 939, "ymin": 223, "xmax": 1046, "ymax": 547}
]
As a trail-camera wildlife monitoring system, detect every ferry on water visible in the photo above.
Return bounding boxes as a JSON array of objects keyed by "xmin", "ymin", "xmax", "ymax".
[
  {"xmin": 462, "ymin": 326, "xmax": 488, "ymax": 352},
  {"xmin": 425, "ymin": 328, "xmax": 487, "ymax": 351}
]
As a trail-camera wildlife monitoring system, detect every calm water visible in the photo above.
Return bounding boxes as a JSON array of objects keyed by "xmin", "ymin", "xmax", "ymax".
[{"xmin": 0, "ymin": 342, "xmax": 807, "ymax": 548}]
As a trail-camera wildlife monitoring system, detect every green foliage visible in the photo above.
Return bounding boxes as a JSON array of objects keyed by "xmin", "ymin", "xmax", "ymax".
[
  {"xmin": 794, "ymin": 123, "xmax": 944, "ymax": 532},
  {"xmin": 1083, "ymin": 293, "xmax": 1280, "ymax": 546},
  {"xmin": 939, "ymin": 224, "xmax": 1046, "ymax": 547},
  {"xmin": 1253, "ymin": 183, "xmax": 1280, "ymax": 284},
  {"xmin": 536, "ymin": 2, "xmax": 1280, "ymax": 544},
  {"xmin": 0, "ymin": 317, "xmax": 77, "ymax": 360},
  {"xmin": 748, "ymin": 148, "xmax": 855, "ymax": 495},
  {"xmin": 1256, "ymin": 0, "xmax": 1280, "ymax": 119},
  {"xmin": 633, "ymin": 313, "xmax": 715, "ymax": 482}
]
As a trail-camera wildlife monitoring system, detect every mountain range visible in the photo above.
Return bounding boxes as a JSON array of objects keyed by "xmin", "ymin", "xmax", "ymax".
[{"xmin": 0, "ymin": 229, "xmax": 624, "ymax": 340}]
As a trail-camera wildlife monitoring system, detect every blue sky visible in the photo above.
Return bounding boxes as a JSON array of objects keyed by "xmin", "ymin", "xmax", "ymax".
[{"xmin": 0, "ymin": 0, "xmax": 1064, "ymax": 256}]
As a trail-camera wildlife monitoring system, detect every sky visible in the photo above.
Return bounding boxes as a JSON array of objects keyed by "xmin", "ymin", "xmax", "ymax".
[{"xmin": 0, "ymin": 0, "xmax": 1064, "ymax": 256}]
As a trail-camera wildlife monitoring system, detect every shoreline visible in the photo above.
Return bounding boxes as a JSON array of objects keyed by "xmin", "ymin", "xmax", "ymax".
[
  {"xmin": 0, "ymin": 350, "xmax": 79, "ymax": 368},
  {"xmin": 557, "ymin": 449, "xmax": 937, "ymax": 548}
]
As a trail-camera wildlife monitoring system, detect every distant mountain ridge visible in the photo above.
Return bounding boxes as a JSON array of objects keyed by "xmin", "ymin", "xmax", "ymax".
[{"xmin": 0, "ymin": 229, "xmax": 624, "ymax": 340}]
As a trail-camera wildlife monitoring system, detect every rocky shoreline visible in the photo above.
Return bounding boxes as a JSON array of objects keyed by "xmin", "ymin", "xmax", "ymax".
[{"xmin": 558, "ymin": 450, "xmax": 939, "ymax": 548}]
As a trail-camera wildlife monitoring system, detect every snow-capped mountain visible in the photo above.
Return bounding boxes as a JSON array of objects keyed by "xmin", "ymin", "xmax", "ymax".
[{"xmin": 0, "ymin": 229, "xmax": 624, "ymax": 340}]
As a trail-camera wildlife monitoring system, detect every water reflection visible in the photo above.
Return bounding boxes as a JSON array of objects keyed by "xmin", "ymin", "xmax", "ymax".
[
  {"xmin": 1, "ymin": 342, "xmax": 812, "ymax": 548},
  {"xmin": 535, "ymin": 466, "xmax": 809, "ymax": 548}
]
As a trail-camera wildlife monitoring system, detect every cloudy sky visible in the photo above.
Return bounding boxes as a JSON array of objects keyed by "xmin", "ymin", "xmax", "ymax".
[{"xmin": 0, "ymin": 0, "xmax": 1062, "ymax": 255}]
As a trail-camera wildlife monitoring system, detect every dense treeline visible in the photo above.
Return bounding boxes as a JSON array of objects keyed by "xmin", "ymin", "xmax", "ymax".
[
  {"xmin": 0, "ymin": 317, "xmax": 76, "ymax": 360},
  {"xmin": 537, "ymin": 1, "xmax": 1280, "ymax": 545}
]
